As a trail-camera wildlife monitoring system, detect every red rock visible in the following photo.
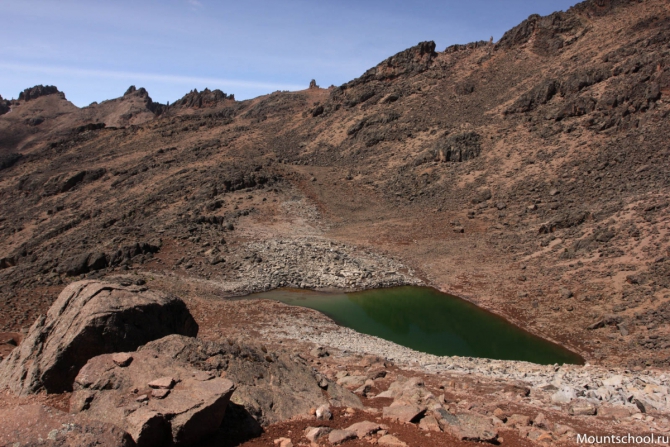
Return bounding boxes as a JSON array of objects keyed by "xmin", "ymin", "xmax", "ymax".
[
  {"xmin": 151, "ymin": 388, "xmax": 170, "ymax": 399},
  {"xmin": 378, "ymin": 434, "xmax": 408, "ymax": 446},
  {"xmin": 148, "ymin": 376, "xmax": 176, "ymax": 389},
  {"xmin": 382, "ymin": 404, "xmax": 425, "ymax": 423},
  {"xmin": 506, "ymin": 413, "xmax": 531, "ymax": 427},
  {"xmin": 419, "ymin": 414, "xmax": 442, "ymax": 432},
  {"xmin": 328, "ymin": 429, "xmax": 357, "ymax": 444},
  {"xmin": 0, "ymin": 404, "xmax": 134, "ymax": 446},
  {"xmin": 346, "ymin": 420, "xmax": 383, "ymax": 438},
  {"xmin": 598, "ymin": 404, "xmax": 639, "ymax": 419},
  {"xmin": 0, "ymin": 281, "xmax": 197, "ymax": 394},
  {"xmin": 112, "ymin": 353, "xmax": 133, "ymax": 367},
  {"xmin": 305, "ymin": 426, "xmax": 332, "ymax": 442},
  {"xmin": 71, "ymin": 343, "xmax": 235, "ymax": 447}
]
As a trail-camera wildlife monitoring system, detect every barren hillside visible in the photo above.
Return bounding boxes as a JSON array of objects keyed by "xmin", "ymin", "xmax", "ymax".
[{"xmin": 1, "ymin": 0, "xmax": 669, "ymax": 372}]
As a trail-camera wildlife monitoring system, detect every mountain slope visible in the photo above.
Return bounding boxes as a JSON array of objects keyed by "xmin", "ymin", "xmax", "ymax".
[{"xmin": 0, "ymin": 0, "xmax": 669, "ymax": 368}]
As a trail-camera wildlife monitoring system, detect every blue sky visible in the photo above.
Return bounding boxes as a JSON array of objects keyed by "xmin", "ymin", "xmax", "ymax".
[{"xmin": 1, "ymin": 0, "xmax": 580, "ymax": 107}]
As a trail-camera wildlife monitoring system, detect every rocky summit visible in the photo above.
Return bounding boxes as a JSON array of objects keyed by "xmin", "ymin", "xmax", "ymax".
[{"xmin": 1, "ymin": 0, "xmax": 670, "ymax": 445}]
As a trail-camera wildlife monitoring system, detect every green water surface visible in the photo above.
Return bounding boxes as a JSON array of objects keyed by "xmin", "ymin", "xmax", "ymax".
[{"xmin": 249, "ymin": 286, "xmax": 582, "ymax": 365}]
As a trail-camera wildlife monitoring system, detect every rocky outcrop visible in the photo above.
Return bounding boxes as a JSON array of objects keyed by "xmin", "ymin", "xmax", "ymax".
[
  {"xmin": 496, "ymin": 11, "xmax": 585, "ymax": 55},
  {"xmin": 0, "ymin": 281, "xmax": 198, "ymax": 394},
  {"xmin": 58, "ymin": 241, "xmax": 161, "ymax": 277},
  {"xmin": 138, "ymin": 335, "xmax": 361, "ymax": 427},
  {"xmin": 42, "ymin": 169, "xmax": 106, "ymax": 196},
  {"xmin": 170, "ymin": 88, "xmax": 234, "ymax": 109},
  {"xmin": 0, "ymin": 94, "xmax": 10, "ymax": 115},
  {"xmin": 18, "ymin": 85, "xmax": 65, "ymax": 101},
  {"xmin": 505, "ymin": 79, "xmax": 560, "ymax": 114},
  {"xmin": 433, "ymin": 131, "xmax": 482, "ymax": 162},
  {"xmin": 0, "ymin": 153, "xmax": 22, "ymax": 171},
  {"xmin": 121, "ymin": 85, "xmax": 166, "ymax": 115},
  {"xmin": 341, "ymin": 41, "xmax": 437, "ymax": 89},
  {"xmin": 0, "ymin": 404, "xmax": 135, "ymax": 447},
  {"xmin": 538, "ymin": 210, "xmax": 590, "ymax": 234},
  {"xmin": 71, "ymin": 347, "xmax": 235, "ymax": 447}
]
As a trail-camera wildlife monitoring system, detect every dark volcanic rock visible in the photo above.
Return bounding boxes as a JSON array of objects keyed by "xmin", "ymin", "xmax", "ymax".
[
  {"xmin": 42, "ymin": 168, "xmax": 107, "ymax": 196},
  {"xmin": 434, "ymin": 132, "xmax": 482, "ymax": 162},
  {"xmin": 497, "ymin": 11, "xmax": 583, "ymax": 55},
  {"xmin": 18, "ymin": 85, "xmax": 64, "ymax": 101},
  {"xmin": 121, "ymin": 85, "xmax": 166, "ymax": 115},
  {"xmin": 539, "ymin": 210, "xmax": 590, "ymax": 233},
  {"xmin": 343, "ymin": 41, "xmax": 437, "ymax": 88},
  {"xmin": 0, "ymin": 153, "xmax": 22, "ymax": 171},
  {"xmin": 0, "ymin": 281, "xmax": 198, "ymax": 394},
  {"xmin": 506, "ymin": 79, "xmax": 560, "ymax": 114},
  {"xmin": 56, "ymin": 240, "xmax": 161, "ymax": 277},
  {"xmin": 170, "ymin": 88, "xmax": 234, "ymax": 109},
  {"xmin": 0, "ymin": 94, "xmax": 10, "ymax": 115}
]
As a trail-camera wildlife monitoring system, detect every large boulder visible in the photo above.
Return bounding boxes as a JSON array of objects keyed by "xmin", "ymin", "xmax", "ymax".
[
  {"xmin": 71, "ymin": 334, "xmax": 362, "ymax": 446},
  {"xmin": 71, "ymin": 349, "xmax": 235, "ymax": 447},
  {"xmin": 433, "ymin": 408, "xmax": 499, "ymax": 443},
  {"xmin": 0, "ymin": 281, "xmax": 198, "ymax": 394},
  {"xmin": 138, "ymin": 335, "xmax": 362, "ymax": 427}
]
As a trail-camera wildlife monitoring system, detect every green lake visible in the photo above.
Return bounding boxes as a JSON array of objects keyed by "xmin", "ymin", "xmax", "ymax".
[{"xmin": 248, "ymin": 286, "xmax": 583, "ymax": 365}]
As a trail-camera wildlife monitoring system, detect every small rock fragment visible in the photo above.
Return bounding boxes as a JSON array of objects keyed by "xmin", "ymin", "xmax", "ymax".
[
  {"xmin": 554, "ymin": 423, "xmax": 576, "ymax": 436},
  {"xmin": 598, "ymin": 405, "xmax": 639, "ymax": 419},
  {"xmin": 273, "ymin": 437, "xmax": 293, "ymax": 447},
  {"xmin": 559, "ymin": 287, "xmax": 573, "ymax": 299},
  {"xmin": 316, "ymin": 404, "xmax": 332, "ymax": 420},
  {"xmin": 328, "ymin": 429, "xmax": 356, "ymax": 445},
  {"xmin": 112, "ymin": 353, "xmax": 133, "ymax": 367},
  {"xmin": 346, "ymin": 421, "xmax": 383, "ymax": 438},
  {"xmin": 151, "ymin": 388, "xmax": 170, "ymax": 399},
  {"xmin": 305, "ymin": 426, "xmax": 332, "ymax": 443},
  {"xmin": 378, "ymin": 434, "xmax": 408, "ymax": 446},
  {"xmin": 310, "ymin": 346, "xmax": 329, "ymax": 358},
  {"xmin": 148, "ymin": 376, "xmax": 176, "ymax": 389},
  {"xmin": 419, "ymin": 414, "xmax": 442, "ymax": 432},
  {"xmin": 533, "ymin": 412, "xmax": 550, "ymax": 429},
  {"xmin": 551, "ymin": 388, "xmax": 575, "ymax": 404},
  {"xmin": 192, "ymin": 370, "xmax": 214, "ymax": 381},
  {"xmin": 568, "ymin": 400, "xmax": 596, "ymax": 416},
  {"xmin": 382, "ymin": 404, "xmax": 425, "ymax": 423},
  {"xmin": 506, "ymin": 414, "xmax": 531, "ymax": 427}
]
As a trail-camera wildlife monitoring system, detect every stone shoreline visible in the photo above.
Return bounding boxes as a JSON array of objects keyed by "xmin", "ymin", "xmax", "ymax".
[
  {"xmin": 154, "ymin": 235, "xmax": 670, "ymax": 417},
  {"xmin": 256, "ymin": 301, "xmax": 670, "ymax": 416}
]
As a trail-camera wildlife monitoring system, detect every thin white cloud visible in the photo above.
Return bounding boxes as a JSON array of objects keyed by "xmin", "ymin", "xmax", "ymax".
[
  {"xmin": 188, "ymin": 0, "xmax": 203, "ymax": 7},
  {"xmin": 0, "ymin": 62, "xmax": 304, "ymax": 92}
]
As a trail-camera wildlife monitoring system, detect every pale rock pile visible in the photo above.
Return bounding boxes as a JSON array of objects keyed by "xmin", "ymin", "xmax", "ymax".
[{"xmin": 217, "ymin": 237, "xmax": 422, "ymax": 295}]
